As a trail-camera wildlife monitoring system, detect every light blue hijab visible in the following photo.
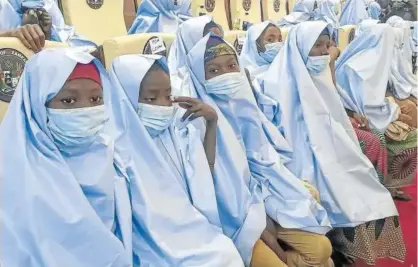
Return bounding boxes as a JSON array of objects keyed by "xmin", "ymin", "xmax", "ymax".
[
  {"xmin": 128, "ymin": 0, "xmax": 191, "ymax": 34},
  {"xmin": 187, "ymin": 34, "xmax": 332, "ymax": 235},
  {"xmin": 0, "ymin": 0, "xmax": 96, "ymax": 48},
  {"xmin": 336, "ymin": 23, "xmax": 401, "ymax": 131},
  {"xmin": 147, "ymin": 50, "xmax": 267, "ymax": 267},
  {"xmin": 339, "ymin": 0, "xmax": 370, "ymax": 26},
  {"xmin": 108, "ymin": 54, "xmax": 246, "ymax": 267},
  {"xmin": 0, "ymin": 49, "xmax": 132, "ymax": 266},
  {"xmin": 386, "ymin": 17, "xmax": 417, "ymax": 99},
  {"xmin": 262, "ymin": 21, "xmax": 398, "ymax": 227},
  {"xmin": 367, "ymin": 1, "xmax": 381, "ymax": 19},
  {"xmin": 239, "ymin": 22, "xmax": 292, "ymax": 133},
  {"xmin": 278, "ymin": 0, "xmax": 339, "ymax": 29},
  {"xmin": 239, "ymin": 21, "xmax": 275, "ymax": 74},
  {"xmin": 167, "ymin": 15, "xmax": 214, "ymax": 96}
]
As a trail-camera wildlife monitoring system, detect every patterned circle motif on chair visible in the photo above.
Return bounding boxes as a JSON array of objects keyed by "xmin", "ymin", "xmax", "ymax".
[
  {"xmin": 143, "ymin": 36, "xmax": 168, "ymax": 57},
  {"xmin": 243, "ymin": 0, "xmax": 251, "ymax": 11},
  {"xmin": 348, "ymin": 28, "xmax": 355, "ymax": 43},
  {"xmin": 274, "ymin": 0, "xmax": 280, "ymax": 12},
  {"xmin": 86, "ymin": 0, "xmax": 104, "ymax": 10},
  {"xmin": 0, "ymin": 48, "xmax": 27, "ymax": 103},
  {"xmin": 205, "ymin": 0, "xmax": 215, "ymax": 12}
]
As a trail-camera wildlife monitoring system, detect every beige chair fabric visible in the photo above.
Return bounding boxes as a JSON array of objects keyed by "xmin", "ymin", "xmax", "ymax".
[
  {"xmin": 0, "ymin": 38, "xmax": 67, "ymax": 123},
  {"xmin": 61, "ymin": 0, "xmax": 127, "ymax": 45},
  {"xmin": 102, "ymin": 33, "xmax": 175, "ymax": 69},
  {"xmin": 338, "ymin": 25, "xmax": 356, "ymax": 51},
  {"xmin": 261, "ymin": 0, "xmax": 287, "ymax": 21},
  {"xmin": 190, "ymin": 0, "xmax": 230, "ymax": 31},
  {"xmin": 229, "ymin": 0, "xmax": 262, "ymax": 30}
]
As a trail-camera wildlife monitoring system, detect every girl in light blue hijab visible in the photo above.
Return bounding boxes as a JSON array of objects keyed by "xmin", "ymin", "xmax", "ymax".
[
  {"xmin": 240, "ymin": 21, "xmax": 283, "ymax": 74},
  {"xmin": 0, "ymin": 0, "xmax": 96, "ymax": 49},
  {"xmin": 0, "ymin": 48, "xmax": 250, "ymax": 267},
  {"xmin": 0, "ymin": 48, "xmax": 133, "ymax": 266},
  {"xmin": 108, "ymin": 54, "xmax": 274, "ymax": 267},
  {"xmin": 186, "ymin": 33, "xmax": 336, "ymax": 267},
  {"xmin": 167, "ymin": 15, "xmax": 224, "ymax": 96},
  {"xmin": 128, "ymin": 0, "xmax": 191, "ymax": 34},
  {"xmin": 261, "ymin": 21, "xmax": 404, "ymax": 265}
]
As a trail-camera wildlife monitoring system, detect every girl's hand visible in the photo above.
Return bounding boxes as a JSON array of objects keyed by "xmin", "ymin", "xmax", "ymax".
[{"xmin": 173, "ymin": 97, "xmax": 218, "ymax": 124}]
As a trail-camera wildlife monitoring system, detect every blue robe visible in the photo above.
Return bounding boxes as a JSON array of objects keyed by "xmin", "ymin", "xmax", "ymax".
[
  {"xmin": 186, "ymin": 33, "xmax": 333, "ymax": 236},
  {"xmin": 278, "ymin": 0, "xmax": 339, "ymax": 30},
  {"xmin": 336, "ymin": 23, "xmax": 401, "ymax": 131},
  {"xmin": 339, "ymin": 0, "xmax": 370, "ymax": 26},
  {"xmin": 0, "ymin": 49, "xmax": 132, "ymax": 266},
  {"xmin": 108, "ymin": 54, "xmax": 251, "ymax": 266},
  {"xmin": 128, "ymin": 0, "xmax": 191, "ymax": 34},
  {"xmin": 261, "ymin": 21, "xmax": 398, "ymax": 227}
]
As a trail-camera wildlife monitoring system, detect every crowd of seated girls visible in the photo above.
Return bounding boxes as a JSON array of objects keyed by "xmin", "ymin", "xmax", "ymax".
[{"xmin": 0, "ymin": 0, "xmax": 416, "ymax": 267}]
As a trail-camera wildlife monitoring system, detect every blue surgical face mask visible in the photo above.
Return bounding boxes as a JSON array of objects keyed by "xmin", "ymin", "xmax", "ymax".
[
  {"xmin": 306, "ymin": 55, "xmax": 331, "ymax": 75},
  {"xmin": 137, "ymin": 103, "xmax": 175, "ymax": 137},
  {"xmin": 260, "ymin": 42, "xmax": 283, "ymax": 63},
  {"xmin": 204, "ymin": 72, "xmax": 245, "ymax": 100},
  {"xmin": 47, "ymin": 105, "xmax": 107, "ymax": 152}
]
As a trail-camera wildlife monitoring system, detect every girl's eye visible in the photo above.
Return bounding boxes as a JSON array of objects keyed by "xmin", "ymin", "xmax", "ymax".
[
  {"xmin": 61, "ymin": 98, "xmax": 75, "ymax": 104},
  {"xmin": 209, "ymin": 69, "xmax": 218, "ymax": 73},
  {"xmin": 91, "ymin": 96, "xmax": 102, "ymax": 103},
  {"xmin": 145, "ymin": 98, "xmax": 156, "ymax": 102}
]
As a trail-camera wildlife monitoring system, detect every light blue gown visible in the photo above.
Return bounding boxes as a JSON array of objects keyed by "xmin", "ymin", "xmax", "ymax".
[
  {"xmin": 339, "ymin": 0, "xmax": 370, "ymax": 25},
  {"xmin": 336, "ymin": 23, "xmax": 401, "ymax": 131},
  {"xmin": 0, "ymin": 0, "xmax": 96, "ymax": 48},
  {"xmin": 0, "ymin": 49, "xmax": 132, "ymax": 267},
  {"xmin": 261, "ymin": 21, "xmax": 398, "ymax": 227},
  {"xmin": 186, "ymin": 33, "xmax": 332, "ymax": 236},
  {"xmin": 278, "ymin": 0, "xmax": 339, "ymax": 30},
  {"xmin": 108, "ymin": 54, "xmax": 256, "ymax": 266},
  {"xmin": 128, "ymin": 0, "xmax": 191, "ymax": 34}
]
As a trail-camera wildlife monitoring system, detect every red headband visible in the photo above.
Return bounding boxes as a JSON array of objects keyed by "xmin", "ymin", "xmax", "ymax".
[{"xmin": 67, "ymin": 63, "xmax": 101, "ymax": 85}]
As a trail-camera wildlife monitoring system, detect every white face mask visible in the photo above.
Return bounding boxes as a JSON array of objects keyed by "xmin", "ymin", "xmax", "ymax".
[
  {"xmin": 137, "ymin": 103, "xmax": 176, "ymax": 137},
  {"xmin": 260, "ymin": 42, "xmax": 283, "ymax": 63},
  {"xmin": 306, "ymin": 55, "xmax": 331, "ymax": 75},
  {"xmin": 204, "ymin": 72, "xmax": 245, "ymax": 100},
  {"xmin": 47, "ymin": 105, "xmax": 107, "ymax": 150}
]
